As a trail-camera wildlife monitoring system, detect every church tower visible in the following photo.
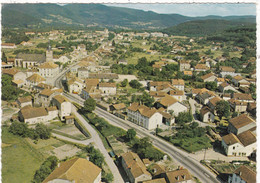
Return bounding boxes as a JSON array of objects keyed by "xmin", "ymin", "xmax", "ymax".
[{"xmin": 46, "ymin": 40, "xmax": 53, "ymax": 62}]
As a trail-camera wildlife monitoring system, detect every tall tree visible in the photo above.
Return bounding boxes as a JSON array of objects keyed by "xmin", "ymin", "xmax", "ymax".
[
  {"xmin": 2, "ymin": 52, "xmax": 7, "ymax": 63},
  {"xmin": 83, "ymin": 98, "xmax": 96, "ymax": 113},
  {"xmin": 126, "ymin": 129, "xmax": 136, "ymax": 141},
  {"xmin": 215, "ymin": 100, "xmax": 230, "ymax": 119}
]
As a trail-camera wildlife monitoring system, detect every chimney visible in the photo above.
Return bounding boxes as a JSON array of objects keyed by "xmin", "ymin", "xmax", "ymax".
[
  {"xmin": 239, "ymin": 171, "xmax": 242, "ymax": 176},
  {"xmin": 57, "ymin": 163, "xmax": 60, "ymax": 168}
]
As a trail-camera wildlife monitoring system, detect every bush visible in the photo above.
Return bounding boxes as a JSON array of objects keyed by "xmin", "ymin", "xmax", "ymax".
[{"xmin": 32, "ymin": 156, "xmax": 58, "ymax": 183}]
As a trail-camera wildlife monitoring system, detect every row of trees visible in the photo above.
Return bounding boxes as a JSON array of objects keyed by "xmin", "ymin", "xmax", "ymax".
[{"xmin": 9, "ymin": 122, "xmax": 51, "ymax": 140}]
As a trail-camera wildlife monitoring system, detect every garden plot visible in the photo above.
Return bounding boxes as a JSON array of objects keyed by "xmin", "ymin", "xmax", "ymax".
[
  {"xmin": 52, "ymin": 124, "xmax": 88, "ymax": 140},
  {"xmin": 51, "ymin": 144, "xmax": 82, "ymax": 160}
]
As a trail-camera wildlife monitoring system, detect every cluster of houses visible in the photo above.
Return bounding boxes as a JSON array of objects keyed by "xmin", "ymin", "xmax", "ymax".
[
  {"xmin": 16, "ymin": 85, "xmax": 73, "ymax": 125},
  {"xmin": 121, "ymin": 151, "xmax": 195, "ymax": 183}
]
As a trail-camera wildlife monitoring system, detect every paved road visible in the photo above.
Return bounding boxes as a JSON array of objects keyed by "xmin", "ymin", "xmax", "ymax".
[
  {"xmin": 71, "ymin": 105, "xmax": 124, "ymax": 183},
  {"xmin": 64, "ymin": 92, "xmax": 221, "ymax": 183}
]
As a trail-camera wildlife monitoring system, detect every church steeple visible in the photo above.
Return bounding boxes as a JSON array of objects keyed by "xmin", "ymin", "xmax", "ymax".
[{"xmin": 46, "ymin": 40, "xmax": 53, "ymax": 62}]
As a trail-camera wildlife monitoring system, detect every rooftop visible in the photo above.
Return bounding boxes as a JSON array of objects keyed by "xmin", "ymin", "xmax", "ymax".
[
  {"xmin": 43, "ymin": 158, "xmax": 101, "ymax": 183},
  {"xmin": 229, "ymin": 114, "xmax": 255, "ymax": 130}
]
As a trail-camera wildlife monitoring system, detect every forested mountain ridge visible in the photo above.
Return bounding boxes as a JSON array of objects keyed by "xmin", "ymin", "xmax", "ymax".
[{"xmin": 2, "ymin": 3, "xmax": 256, "ymax": 30}]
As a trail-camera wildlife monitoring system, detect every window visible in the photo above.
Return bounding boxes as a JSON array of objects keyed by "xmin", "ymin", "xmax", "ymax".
[{"xmin": 233, "ymin": 146, "xmax": 235, "ymax": 150}]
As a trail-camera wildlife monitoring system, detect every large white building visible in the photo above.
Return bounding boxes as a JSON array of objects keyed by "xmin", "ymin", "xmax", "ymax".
[
  {"xmin": 52, "ymin": 95, "xmax": 72, "ymax": 121},
  {"xmin": 222, "ymin": 131, "xmax": 256, "ymax": 157},
  {"xmin": 38, "ymin": 62, "xmax": 59, "ymax": 78},
  {"xmin": 127, "ymin": 103, "xmax": 163, "ymax": 130}
]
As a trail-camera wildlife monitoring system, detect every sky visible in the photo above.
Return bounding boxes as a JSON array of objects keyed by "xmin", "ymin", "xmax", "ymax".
[{"xmin": 104, "ymin": 3, "xmax": 256, "ymax": 17}]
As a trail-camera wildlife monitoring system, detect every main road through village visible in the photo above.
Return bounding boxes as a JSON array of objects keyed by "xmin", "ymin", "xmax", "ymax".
[{"xmin": 52, "ymin": 62, "xmax": 221, "ymax": 183}]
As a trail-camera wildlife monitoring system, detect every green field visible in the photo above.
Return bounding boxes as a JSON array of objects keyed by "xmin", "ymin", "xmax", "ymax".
[
  {"xmin": 2, "ymin": 127, "xmax": 45, "ymax": 183},
  {"xmin": 170, "ymin": 136, "xmax": 212, "ymax": 153}
]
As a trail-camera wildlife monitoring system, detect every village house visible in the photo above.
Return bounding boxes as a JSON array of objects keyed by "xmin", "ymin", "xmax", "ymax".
[
  {"xmin": 221, "ymin": 130, "xmax": 256, "ymax": 157},
  {"xmin": 15, "ymin": 53, "xmax": 46, "ymax": 68},
  {"xmin": 247, "ymin": 102, "xmax": 256, "ymax": 117},
  {"xmin": 33, "ymin": 83, "xmax": 54, "ymax": 92},
  {"xmin": 121, "ymin": 152, "xmax": 152, "ymax": 183},
  {"xmin": 215, "ymin": 77, "xmax": 225, "ymax": 86},
  {"xmin": 85, "ymin": 78, "xmax": 99, "ymax": 88},
  {"xmin": 168, "ymin": 89, "xmax": 185, "ymax": 102},
  {"xmin": 2, "ymin": 68, "xmax": 27, "ymax": 87},
  {"xmin": 228, "ymin": 114, "xmax": 256, "ymax": 135},
  {"xmin": 219, "ymin": 66, "xmax": 240, "ymax": 77},
  {"xmin": 53, "ymin": 55, "xmax": 71, "ymax": 64},
  {"xmin": 228, "ymin": 99, "xmax": 247, "ymax": 113},
  {"xmin": 156, "ymin": 95, "xmax": 188, "ymax": 116},
  {"xmin": 110, "ymin": 103, "xmax": 126, "ymax": 114},
  {"xmin": 218, "ymin": 82, "xmax": 237, "ymax": 93},
  {"xmin": 148, "ymin": 81, "xmax": 171, "ymax": 91},
  {"xmin": 117, "ymin": 59, "xmax": 128, "ymax": 65},
  {"xmin": 207, "ymin": 96, "xmax": 222, "ymax": 111},
  {"xmin": 231, "ymin": 75, "xmax": 250, "ymax": 87},
  {"xmin": 201, "ymin": 73, "xmax": 217, "ymax": 82},
  {"xmin": 150, "ymin": 91, "xmax": 167, "ymax": 101},
  {"xmin": 127, "ymin": 103, "xmax": 163, "ymax": 130},
  {"xmin": 17, "ymin": 96, "xmax": 32, "ymax": 108},
  {"xmin": 34, "ymin": 88, "xmax": 63, "ymax": 107},
  {"xmin": 88, "ymin": 73, "xmax": 119, "ymax": 82},
  {"xmin": 228, "ymin": 165, "xmax": 256, "ymax": 183},
  {"xmin": 232, "ymin": 93, "xmax": 254, "ymax": 103},
  {"xmin": 81, "ymin": 86, "xmax": 102, "ymax": 100},
  {"xmin": 1, "ymin": 43, "xmax": 17, "ymax": 49},
  {"xmin": 222, "ymin": 93, "xmax": 231, "ymax": 101},
  {"xmin": 18, "ymin": 106, "xmax": 56, "ymax": 124},
  {"xmin": 26, "ymin": 73, "xmax": 46, "ymax": 87},
  {"xmin": 183, "ymin": 70, "xmax": 193, "ymax": 76},
  {"xmin": 46, "ymin": 106, "xmax": 58, "ymax": 120},
  {"xmin": 98, "ymin": 82, "xmax": 117, "ymax": 96},
  {"xmin": 179, "ymin": 60, "xmax": 190, "ymax": 71},
  {"xmin": 78, "ymin": 67, "xmax": 89, "ymax": 79},
  {"xmin": 67, "ymin": 77, "xmax": 84, "ymax": 94},
  {"xmin": 43, "ymin": 158, "xmax": 102, "ymax": 183},
  {"xmin": 200, "ymin": 106, "xmax": 215, "ymax": 123},
  {"xmin": 165, "ymin": 169, "xmax": 194, "ymax": 183},
  {"xmin": 38, "ymin": 62, "xmax": 59, "ymax": 78},
  {"xmin": 195, "ymin": 90, "xmax": 215, "ymax": 105},
  {"xmin": 171, "ymin": 79, "xmax": 185, "ymax": 91},
  {"xmin": 149, "ymin": 164, "xmax": 166, "ymax": 179},
  {"xmin": 25, "ymin": 68, "xmax": 39, "ymax": 78},
  {"xmin": 51, "ymin": 95, "xmax": 72, "ymax": 121},
  {"xmin": 191, "ymin": 88, "xmax": 208, "ymax": 98},
  {"xmin": 194, "ymin": 64, "xmax": 209, "ymax": 72}
]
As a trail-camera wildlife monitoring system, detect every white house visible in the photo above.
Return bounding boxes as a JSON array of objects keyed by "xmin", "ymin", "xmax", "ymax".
[
  {"xmin": 228, "ymin": 165, "xmax": 256, "ymax": 183},
  {"xmin": 156, "ymin": 95, "xmax": 188, "ymax": 116},
  {"xmin": 221, "ymin": 130, "xmax": 256, "ymax": 157},
  {"xmin": 127, "ymin": 103, "xmax": 163, "ymax": 130},
  {"xmin": 168, "ymin": 89, "xmax": 185, "ymax": 102},
  {"xmin": 228, "ymin": 99, "xmax": 247, "ymax": 113},
  {"xmin": 179, "ymin": 60, "xmax": 190, "ymax": 71},
  {"xmin": 220, "ymin": 66, "xmax": 240, "ymax": 77},
  {"xmin": 18, "ymin": 106, "xmax": 56, "ymax": 125},
  {"xmin": 67, "ymin": 77, "xmax": 84, "ymax": 94},
  {"xmin": 2, "ymin": 43, "xmax": 17, "ymax": 49},
  {"xmin": 218, "ymin": 82, "xmax": 238, "ymax": 93},
  {"xmin": 78, "ymin": 67, "xmax": 89, "ymax": 79},
  {"xmin": 200, "ymin": 106, "xmax": 215, "ymax": 123},
  {"xmin": 52, "ymin": 95, "xmax": 72, "ymax": 121},
  {"xmin": 38, "ymin": 62, "xmax": 59, "ymax": 78},
  {"xmin": 201, "ymin": 73, "xmax": 217, "ymax": 82},
  {"xmin": 17, "ymin": 96, "xmax": 32, "ymax": 108},
  {"xmin": 98, "ymin": 82, "xmax": 117, "ymax": 96},
  {"xmin": 165, "ymin": 169, "xmax": 194, "ymax": 183},
  {"xmin": 232, "ymin": 75, "xmax": 249, "ymax": 87},
  {"xmin": 171, "ymin": 79, "xmax": 185, "ymax": 91},
  {"xmin": 26, "ymin": 74, "xmax": 46, "ymax": 87},
  {"xmin": 53, "ymin": 55, "xmax": 70, "ymax": 64},
  {"xmin": 232, "ymin": 93, "xmax": 254, "ymax": 103}
]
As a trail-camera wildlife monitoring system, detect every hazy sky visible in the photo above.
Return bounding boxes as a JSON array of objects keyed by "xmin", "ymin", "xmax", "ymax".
[{"xmin": 104, "ymin": 3, "xmax": 256, "ymax": 17}]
